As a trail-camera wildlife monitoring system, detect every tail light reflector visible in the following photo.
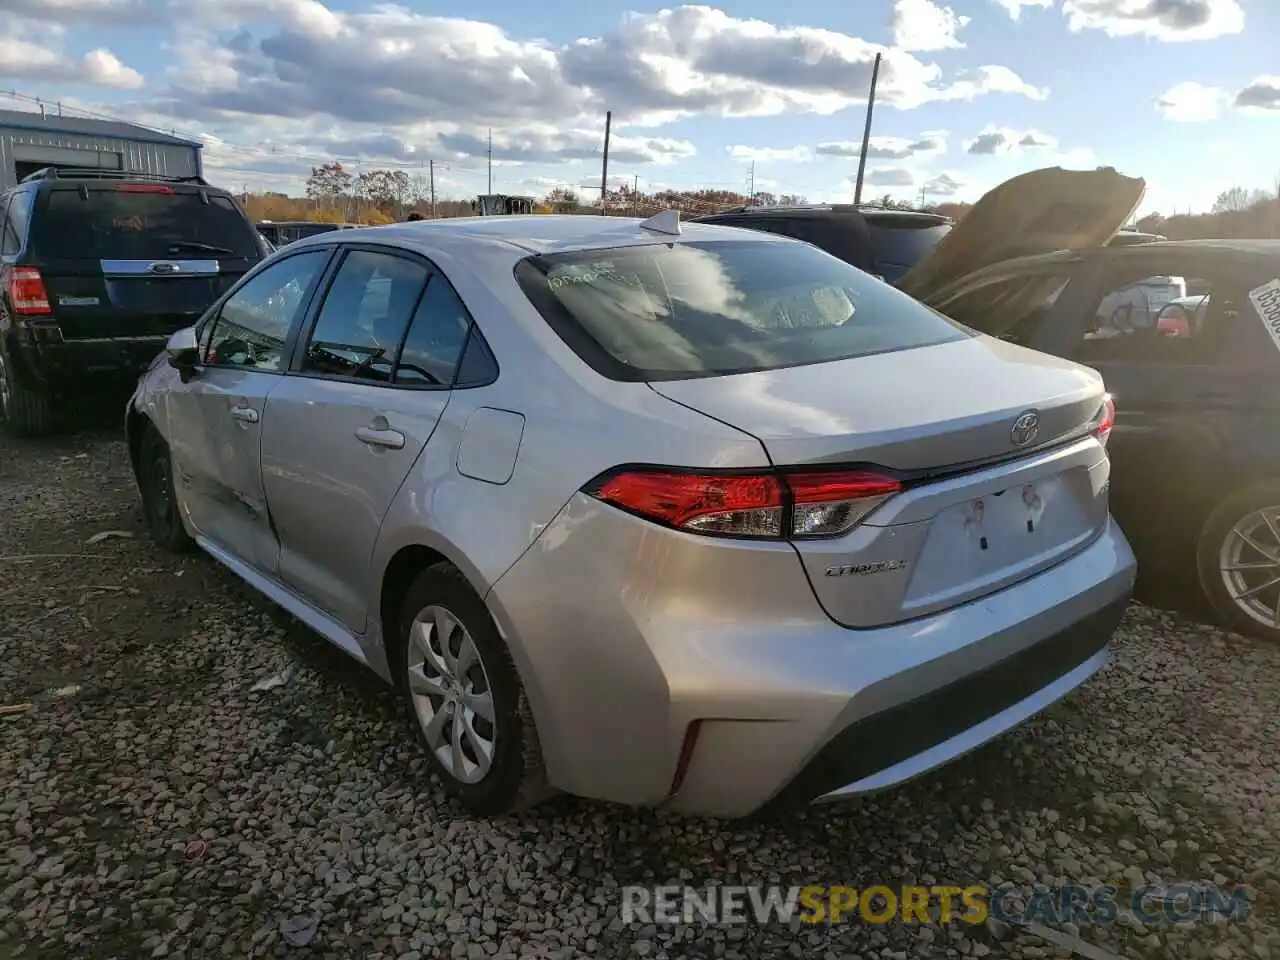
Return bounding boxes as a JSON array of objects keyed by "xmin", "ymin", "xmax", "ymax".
[
  {"xmin": 8, "ymin": 267, "xmax": 51, "ymax": 316},
  {"xmin": 587, "ymin": 467, "xmax": 902, "ymax": 540},
  {"xmin": 1094, "ymin": 393, "xmax": 1115, "ymax": 447}
]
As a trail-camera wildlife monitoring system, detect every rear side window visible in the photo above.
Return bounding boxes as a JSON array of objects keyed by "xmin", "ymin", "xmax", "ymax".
[
  {"xmin": 515, "ymin": 239, "xmax": 969, "ymax": 381},
  {"xmin": 33, "ymin": 187, "xmax": 260, "ymax": 259},
  {"xmin": 395, "ymin": 277, "xmax": 473, "ymax": 386},
  {"xmin": 869, "ymin": 222, "xmax": 951, "ymax": 269},
  {"xmin": 2, "ymin": 191, "xmax": 33, "ymax": 256},
  {"xmin": 302, "ymin": 250, "xmax": 430, "ymax": 382}
]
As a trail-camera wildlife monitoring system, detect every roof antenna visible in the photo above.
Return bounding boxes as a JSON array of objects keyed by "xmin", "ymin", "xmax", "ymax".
[{"xmin": 638, "ymin": 208, "xmax": 680, "ymax": 237}]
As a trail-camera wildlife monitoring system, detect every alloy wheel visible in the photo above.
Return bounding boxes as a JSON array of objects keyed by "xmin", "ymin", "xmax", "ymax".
[
  {"xmin": 406, "ymin": 604, "xmax": 497, "ymax": 784},
  {"xmin": 1218, "ymin": 506, "xmax": 1280, "ymax": 630}
]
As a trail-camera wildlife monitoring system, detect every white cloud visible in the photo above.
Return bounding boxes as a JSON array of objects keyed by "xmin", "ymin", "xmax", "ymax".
[
  {"xmin": 727, "ymin": 145, "xmax": 813, "ymax": 163},
  {"xmin": 938, "ymin": 65, "xmax": 1049, "ymax": 102},
  {"xmin": 1156, "ymin": 81, "xmax": 1230, "ymax": 121},
  {"xmin": 863, "ymin": 167, "xmax": 917, "ymax": 187},
  {"xmin": 0, "ymin": 16, "xmax": 143, "ymax": 89},
  {"xmin": 991, "ymin": 0, "xmax": 1055, "ymax": 20},
  {"xmin": 923, "ymin": 172, "xmax": 965, "ymax": 196},
  {"xmin": 151, "ymin": 3, "xmax": 1046, "ymax": 141},
  {"xmin": 964, "ymin": 125, "xmax": 1059, "ymax": 155},
  {"xmin": 1235, "ymin": 76, "xmax": 1280, "ymax": 113},
  {"xmin": 815, "ymin": 133, "xmax": 947, "ymax": 160},
  {"xmin": 891, "ymin": 0, "xmax": 971, "ymax": 52},
  {"xmin": 1061, "ymin": 0, "xmax": 1244, "ymax": 42},
  {"xmin": 1, "ymin": 0, "xmax": 157, "ymax": 26}
]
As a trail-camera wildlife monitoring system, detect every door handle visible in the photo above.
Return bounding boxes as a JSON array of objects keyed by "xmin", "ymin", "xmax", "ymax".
[
  {"xmin": 356, "ymin": 426, "xmax": 406, "ymax": 450},
  {"xmin": 230, "ymin": 405, "xmax": 259, "ymax": 424}
]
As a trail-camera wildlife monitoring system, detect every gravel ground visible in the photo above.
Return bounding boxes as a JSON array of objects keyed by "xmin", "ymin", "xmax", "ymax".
[{"xmin": 1, "ymin": 425, "xmax": 1278, "ymax": 960}]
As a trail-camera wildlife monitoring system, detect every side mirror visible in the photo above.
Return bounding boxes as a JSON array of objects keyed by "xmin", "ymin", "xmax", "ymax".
[{"xmin": 166, "ymin": 326, "xmax": 200, "ymax": 377}]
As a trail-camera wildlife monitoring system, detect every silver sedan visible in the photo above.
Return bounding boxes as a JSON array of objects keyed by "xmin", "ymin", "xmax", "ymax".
[{"xmin": 126, "ymin": 212, "xmax": 1134, "ymax": 817}]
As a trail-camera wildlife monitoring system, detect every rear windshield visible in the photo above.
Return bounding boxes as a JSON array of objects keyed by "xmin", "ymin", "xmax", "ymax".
[
  {"xmin": 514, "ymin": 239, "xmax": 970, "ymax": 381},
  {"xmin": 34, "ymin": 187, "xmax": 260, "ymax": 259},
  {"xmin": 869, "ymin": 222, "xmax": 951, "ymax": 268}
]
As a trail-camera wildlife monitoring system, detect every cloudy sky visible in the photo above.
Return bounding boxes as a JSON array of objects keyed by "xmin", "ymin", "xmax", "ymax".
[{"xmin": 0, "ymin": 0, "xmax": 1275, "ymax": 213}]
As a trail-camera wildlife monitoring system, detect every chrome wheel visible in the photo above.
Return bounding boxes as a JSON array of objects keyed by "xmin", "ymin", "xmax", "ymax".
[
  {"xmin": 1219, "ymin": 506, "xmax": 1280, "ymax": 630},
  {"xmin": 406, "ymin": 605, "xmax": 497, "ymax": 784}
]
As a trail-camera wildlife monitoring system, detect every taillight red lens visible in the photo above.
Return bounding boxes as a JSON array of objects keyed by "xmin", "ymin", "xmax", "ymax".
[
  {"xmin": 592, "ymin": 470, "xmax": 786, "ymax": 537},
  {"xmin": 116, "ymin": 183, "xmax": 175, "ymax": 194},
  {"xmin": 587, "ymin": 467, "xmax": 902, "ymax": 539},
  {"xmin": 1095, "ymin": 393, "xmax": 1115, "ymax": 447},
  {"xmin": 8, "ymin": 267, "xmax": 51, "ymax": 316}
]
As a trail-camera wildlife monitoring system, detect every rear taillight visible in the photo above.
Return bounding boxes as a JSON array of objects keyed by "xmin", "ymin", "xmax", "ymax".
[
  {"xmin": 116, "ymin": 183, "xmax": 175, "ymax": 194},
  {"xmin": 8, "ymin": 267, "xmax": 51, "ymax": 316},
  {"xmin": 586, "ymin": 467, "xmax": 902, "ymax": 540},
  {"xmin": 1094, "ymin": 393, "xmax": 1115, "ymax": 447}
]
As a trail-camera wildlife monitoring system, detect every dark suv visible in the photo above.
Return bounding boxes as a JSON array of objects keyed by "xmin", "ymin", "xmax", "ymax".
[
  {"xmin": 691, "ymin": 205, "xmax": 953, "ymax": 284},
  {"xmin": 0, "ymin": 168, "xmax": 268, "ymax": 436}
]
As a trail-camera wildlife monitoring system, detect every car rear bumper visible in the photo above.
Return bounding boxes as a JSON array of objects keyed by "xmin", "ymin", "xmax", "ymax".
[
  {"xmin": 10, "ymin": 332, "xmax": 166, "ymax": 391},
  {"xmin": 486, "ymin": 492, "xmax": 1136, "ymax": 818}
]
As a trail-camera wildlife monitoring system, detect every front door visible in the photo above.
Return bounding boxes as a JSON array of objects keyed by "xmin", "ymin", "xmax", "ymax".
[
  {"xmin": 260, "ymin": 248, "xmax": 473, "ymax": 632},
  {"xmin": 167, "ymin": 248, "xmax": 332, "ymax": 574},
  {"xmin": 1062, "ymin": 256, "xmax": 1268, "ymax": 573}
]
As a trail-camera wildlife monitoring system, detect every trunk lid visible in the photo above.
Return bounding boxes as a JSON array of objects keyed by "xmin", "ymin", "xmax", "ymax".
[
  {"xmin": 896, "ymin": 166, "xmax": 1146, "ymax": 302},
  {"xmin": 650, "ymin": 338, "xmax": 1112, "ymax": 627}
]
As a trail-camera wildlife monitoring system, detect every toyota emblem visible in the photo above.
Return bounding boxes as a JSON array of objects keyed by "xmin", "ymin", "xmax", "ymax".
[{"xmin": 1010, "ymin": 410, "xmax": 1041, "ymax": 447}]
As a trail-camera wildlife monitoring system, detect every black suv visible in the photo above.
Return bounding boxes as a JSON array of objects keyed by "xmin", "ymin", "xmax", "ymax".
[
  {"xmin": 0, "ymin": 168, "xmax": 268, "ymax": 436},
  {"xmin": 691, "ymin": 205, "xmax": 953, "ymax": 284}
]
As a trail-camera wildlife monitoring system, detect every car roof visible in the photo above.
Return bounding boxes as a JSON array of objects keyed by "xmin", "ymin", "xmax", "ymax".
[
  {"xmin": 697, "ymin": 206, "xmax": 950, "ymax": 225},
  {"xmin": 288, "ymin": 214, "xmax": 793, "ymax": 258}
]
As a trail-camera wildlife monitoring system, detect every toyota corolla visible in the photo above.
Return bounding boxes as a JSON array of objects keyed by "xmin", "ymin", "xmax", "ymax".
[{"xmin": 125, "ymin": 209, "xmax": 1135, "ymax": 817}]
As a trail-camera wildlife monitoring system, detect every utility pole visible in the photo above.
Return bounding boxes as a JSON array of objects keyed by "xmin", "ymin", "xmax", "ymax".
[
  {"xmin": 429, "ymin": 159, "xmax": 437, "ymax": 218},
  {"xmin": 600, "ymin": 111, "xmax": 612, "ymax": 211},
  {"xmin": 852, "ymin": 52, "xmax": 882, "ymax": 206},
  {"xmin": 487, "ymin": 129, "xmax": 492, "ymax": 196},
  {"xmin": 748, "ymin": 160, "xmax": 756, "ymax": 203},
  {"xmin": 632, "ymin": 174, "xmax": 640, "ymax": 215}
]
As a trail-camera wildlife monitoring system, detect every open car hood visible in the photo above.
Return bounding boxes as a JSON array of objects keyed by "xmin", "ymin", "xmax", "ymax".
[{"xmin": 895, "ymin": 166, "xmax": 1146, "ymax": 302}]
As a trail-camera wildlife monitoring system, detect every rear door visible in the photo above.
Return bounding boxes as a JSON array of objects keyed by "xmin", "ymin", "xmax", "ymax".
[
  {"xmin": 28, "ymin": 182, "xmax": 262, "ymax": 346},
  {"xmin": 260, "ymin": 246, "xmax": 474, "ymax": 632},
  {"xmin": 1059, "ymin": 255, "xmax": 1280, "ymax": 571},
  {"xmin": 166, "ymin": 248, "xmax": 332, "ymax": 573}
]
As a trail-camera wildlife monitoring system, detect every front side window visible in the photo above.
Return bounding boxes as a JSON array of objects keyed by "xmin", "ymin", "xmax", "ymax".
[
  {"xmin": 205, "ymin": 250, "xmax": 329, "ymax": 370},
  {"xmin": 514, "ymin": 239, "xmax": 969, "ymax": 381},
  {"xmin": 302, "ymin": 250, "xmax": 430, "ymax": 382}
]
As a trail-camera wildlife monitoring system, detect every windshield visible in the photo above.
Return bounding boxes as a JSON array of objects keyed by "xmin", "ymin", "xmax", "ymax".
[
  {"xmin": 34, "ymin": 187, "xmax": 260, "ymax": 259},
  {"xmin": 515, "ymin": 239, "xmax": 970, "ymax": 381}
]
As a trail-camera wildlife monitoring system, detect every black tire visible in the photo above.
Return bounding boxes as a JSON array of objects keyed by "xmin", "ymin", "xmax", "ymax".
[
  {"xmin": 392, "ymin": 562, "xmax": 551, "ymax": 815},
  {"xmin": 0, "ymin": 343, "xmax": 54, "ymax": 438},
  {"xmin": 138, "ymin": 423, "xmax": 194, "ymax": 553},
  {"xmin": 1196, "ymin": 482, "xmax": 1280, "ymax": 643}
]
